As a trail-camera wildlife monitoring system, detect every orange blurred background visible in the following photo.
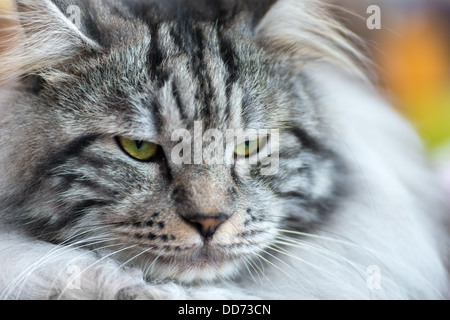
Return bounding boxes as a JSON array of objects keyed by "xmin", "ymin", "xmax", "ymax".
[
  {"xmin": 332, "ymin": 0, "xmax": 450, "ymax": 150},
  {"xmin": 377, "ymin": 1, "xmax": 450, "ymax": 151},
  {"xmin": 332, "ymin": 0, "xmax": 450, "ymax": 193}
]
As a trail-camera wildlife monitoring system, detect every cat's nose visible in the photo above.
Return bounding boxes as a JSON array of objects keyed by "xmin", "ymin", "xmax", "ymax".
[{"xmin": 182, "ymin": 214, "xmax": 229, "ymax": 239}]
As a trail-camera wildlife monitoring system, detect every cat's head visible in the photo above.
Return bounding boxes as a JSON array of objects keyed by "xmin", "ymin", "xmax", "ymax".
[{"xmin": 0, "ymin": 0, "xmax": 361, "ymax": 282}]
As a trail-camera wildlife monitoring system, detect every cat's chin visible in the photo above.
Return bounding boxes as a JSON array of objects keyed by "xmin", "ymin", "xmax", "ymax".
[{"xmin": 142, "ymin": 245, "xmax": 244, "ymax": 283}]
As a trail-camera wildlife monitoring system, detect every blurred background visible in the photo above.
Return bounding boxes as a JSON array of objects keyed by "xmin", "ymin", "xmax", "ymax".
[
  {"xmin": 333, "ymin": 0, "xmax": 450, "ymax": 148},
  {"xmin": 1, "ymin": 0, "xmax": 450, "ymax": 193},
  {"xmin": 330, "ymin": 0, "xmax": 450, "ymax": 195}
]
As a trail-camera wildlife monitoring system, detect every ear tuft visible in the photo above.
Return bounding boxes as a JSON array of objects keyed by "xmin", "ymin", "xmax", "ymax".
[
  {"xmin": 0, "ymin": 0, "xmax": 101, "ymax": 85},
  {"xmin": 256, "ymin": 0, "xmax": 370, "ymax": 81}
]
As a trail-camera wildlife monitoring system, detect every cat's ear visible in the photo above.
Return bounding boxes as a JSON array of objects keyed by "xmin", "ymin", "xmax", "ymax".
[
  {"xmin": 255, "ymin": 0, "xmax": 368, "ymax": 79},
  {"xmin": 0, "ymin": 0, "xmax": 101, "ymax": 84}
]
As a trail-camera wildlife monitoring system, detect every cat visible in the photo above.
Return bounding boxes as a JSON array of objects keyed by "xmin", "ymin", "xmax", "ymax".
[{"xmin": 0, "ymin": 0, "xmax": 449, "ymax": 300}]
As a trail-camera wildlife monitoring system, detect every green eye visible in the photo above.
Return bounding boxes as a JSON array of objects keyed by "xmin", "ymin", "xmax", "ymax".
[
  {"xmin": 234, "ymin": 139, "xmax": 259, "ymax": 157},
  {"xmin": 118, "ymin": 137, "xmax": 159, "ymax": 161}
]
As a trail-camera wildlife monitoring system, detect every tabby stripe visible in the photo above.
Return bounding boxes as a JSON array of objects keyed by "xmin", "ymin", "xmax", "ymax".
[
  {"xmin": 291, "ymin": 127, "xmax": 326, "ymax": 154},
  {"xmin": 148, "ymin": 98, "xmax": 164, "ymax": 134},
  {"xmin": 241, "ymin": 93, "xmax": 253, "ymax": 127},
  {"xmin": 172, "ymin": 21, "xmax": 212, "ymax": 119},
  {"xmin": 55, "ymin": 199, "xmax": 114, "ymax": 231},
  {"xmin": 45, "ymin": 135, "xmax": 100, "ymax": 171},
  {"xmin": 58, "ymin": 173, "xmax": 119, "ymax": 199},
  {"xmin": 218, "ymin": 33, "xmax": 239, "ymax": 85},
  {"xmin": 218, "ymin": 25, "xmax": 241, "ymax": 119},
  {"xmin": 183, "ymin": 20, "xmax": 205, "ymax": 57},
  {"xmin": 147, "ymin": 23, "xmax": 165, "ymax": 85},
  {"xmin": 171, "ymin": 80, "xmax": 188, "ymax": 120},
  {"xmin": 276, "ymin": 191, "xmax": 340, "ymax": 218},
  {"xmin": 192, "ymin": 26, "xmax": 214, "ymax": 119},
  {"xmin": 231, "ymin": 167, "xmax": 245, "ymax": 188},
  {"xmin": 21, "ymin": 135, "xmax": 100, "ymax": 205},
  {"xmin": 275, "ymin": 191, "xmax": 308, "ymax": 200},
  {"xmin": 194, "ymin": 25, "xmax": 206, "ymax": 55},
  {"xmin": 70, "ymin": 199, "xmax": 112, "ymax": 217},
  {"xmin": 79, "ymin": 154, "xmax": 109, "ymax": 169},
  {"xmin": 168, "ymin": 24, "xmax": 184, "ymax": 51}
]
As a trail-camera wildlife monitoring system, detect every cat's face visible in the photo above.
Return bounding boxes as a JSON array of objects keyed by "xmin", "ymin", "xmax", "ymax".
[{"xmin": 1, "ymin": 0, "xmax": 345, "ymax": 282}]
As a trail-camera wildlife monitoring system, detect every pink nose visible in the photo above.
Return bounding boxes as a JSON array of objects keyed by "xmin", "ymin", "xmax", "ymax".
[{"xmin": 183, "ymin": 215, "xmax": 228, "ymax": 239}]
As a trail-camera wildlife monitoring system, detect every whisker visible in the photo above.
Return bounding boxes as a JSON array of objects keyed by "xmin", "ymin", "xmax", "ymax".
[
  {"xmin": 240, "ymin": 250, "xmax": 270, "ymax": 289},
  {"xmin": 253, "ymin": 249, "xmax": 313, "ymax": 297},
  {"xmin": 241, "ymin": 256, "xmax": 259, "ymax": 286},
  {"xmin": 275, "ymin": 231, "xmax": 444, "ymax": 298},
  {"xmin": 46, "ymin": 240, "xmax": 123, "ymax": 298},
  {"xmin": 56, "ymin": 243, "xmax": 139, "ymax": 299},
  {"xmin": 144, "ymin": 248, "xmax": 167, "ymax": 281},
  {"xmin": 109, "ymin": 245, "xmax": 155, "ymax": 279},
  {"xmin": 268, "ymin": 243, "xmax": 337, "ymax": 278},
  {"xmin": 274, "ymin": 235, "xmax": 414, "ymax": 299},
  {"xmin": 274, "ymin": 236, "xmax": 369, "ymax": 279},
  {"xmin": 3, "ymin": 236, "xmax": 114, "ymax": 300}
]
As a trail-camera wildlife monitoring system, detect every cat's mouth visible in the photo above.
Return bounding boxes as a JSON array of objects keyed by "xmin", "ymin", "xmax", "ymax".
[
  {"xmin": 110, "ymin": 214, "xmax": 269, "ymax": 282},
  {"xmin": 161, "ymin": 243, "xmax": 241, "ymax": 282},
  {"xmin": 137, "ymin": 241, "xmax": 246, "ymax": 283}
]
